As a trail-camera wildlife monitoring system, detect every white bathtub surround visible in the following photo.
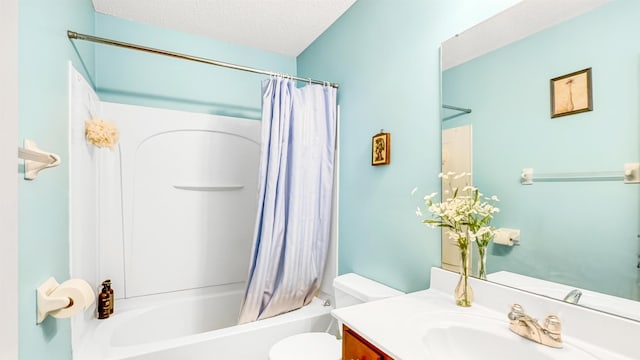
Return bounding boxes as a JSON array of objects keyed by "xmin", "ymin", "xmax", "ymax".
[
  {"xmin": 106, "ymin": 101, "xmax": 261, "ymax": 298},
  {"xmin": 332, "ymin": 268, "xmax": 640, "ymax": 359},
  {"xmin": 239, "ymin": 79, "xmax": 338, "ymax": 323},
  {"xmin": 70, "ymin": 63, "xmax": 261, "ymax": 301}
]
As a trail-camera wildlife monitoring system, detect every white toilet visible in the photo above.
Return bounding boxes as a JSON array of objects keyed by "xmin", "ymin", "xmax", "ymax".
[{"xmin": 268, "ymin": 273, "xmax": 404, "ymax": 360}]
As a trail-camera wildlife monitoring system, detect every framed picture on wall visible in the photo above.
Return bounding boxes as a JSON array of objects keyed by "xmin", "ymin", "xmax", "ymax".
[
  {"xmin": 550, "ymin": 67, "xmax": 593, "ymax": 118},
  {"xmin": 372, "ymin": 132, "xmax": 390, "ymax": 166}
]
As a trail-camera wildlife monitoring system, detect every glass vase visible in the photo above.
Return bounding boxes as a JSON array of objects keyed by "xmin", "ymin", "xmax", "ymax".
[
  {"xmin": 455, "ymin": 244, "xmax": 474, "ymax": 307},
  {"xmin": 477, "ymin": 244, "xmax": 488, "ymax": 280}
]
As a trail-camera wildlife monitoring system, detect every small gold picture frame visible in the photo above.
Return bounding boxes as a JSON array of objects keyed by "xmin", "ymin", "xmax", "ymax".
[
  {"xmin": 372, "ymin": 132, "xmax": 390, "ymax": 166},
  {"xmin": 550, "ymin": 67, "xmax": 593, "ymax": 118}
]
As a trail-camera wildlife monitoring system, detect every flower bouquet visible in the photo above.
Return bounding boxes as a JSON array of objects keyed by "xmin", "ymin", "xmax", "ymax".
[{"xmin": 417, "ymin": 172, "xmax": 499, "ymax": 306}]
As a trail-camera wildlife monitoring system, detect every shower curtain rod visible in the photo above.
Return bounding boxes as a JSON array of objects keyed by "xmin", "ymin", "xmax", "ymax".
[{"xmin": 67, "ymin": 30, "xmax": 339, "ymax": 88}]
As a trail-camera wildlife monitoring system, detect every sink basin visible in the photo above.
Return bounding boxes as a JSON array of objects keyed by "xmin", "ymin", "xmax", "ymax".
[{"xmin": 419, "ymin": 312, "xmax": 599, "ymax": 360}]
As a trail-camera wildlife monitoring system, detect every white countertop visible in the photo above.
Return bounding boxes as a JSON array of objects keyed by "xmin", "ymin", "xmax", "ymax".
[
  {"xmin": 333, "ymin": 287, "xmax": 504, "ymax": 359},
  {"xmin": 332, "ymin": 268, "xmax": 640, "ymax": 360}
]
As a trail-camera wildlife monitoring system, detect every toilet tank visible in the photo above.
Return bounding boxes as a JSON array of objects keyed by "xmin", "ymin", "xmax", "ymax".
[{"xmin": 333, "ymin": 273, "xmax": 403, "ymax": 309}]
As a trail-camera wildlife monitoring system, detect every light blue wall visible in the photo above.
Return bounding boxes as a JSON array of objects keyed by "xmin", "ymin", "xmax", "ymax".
[
  {"xmin": 94, "ymin": 14, "xmax": 296, "ymax": 119},
  {"xmin": 443, "ymin": 0, "xmax": 640, "ymax": 299},
  {"xmin": 18, "ymin": 1, "xmax": 95, "ymax": 359},
  {"xmin": 297, "ymin": 0, "xmax": 521, "ymax": 292}
]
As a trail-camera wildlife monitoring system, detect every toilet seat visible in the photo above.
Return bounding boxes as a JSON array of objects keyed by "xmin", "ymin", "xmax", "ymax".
[{"xmin": 268, "ymin": 332, "xmax": 341, "ymax": 360}]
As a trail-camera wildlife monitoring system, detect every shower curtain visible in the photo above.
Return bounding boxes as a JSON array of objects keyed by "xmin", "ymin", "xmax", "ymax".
[{"xmin": 238, "ymin": 78, "xmax": 337, "ymax": 323}]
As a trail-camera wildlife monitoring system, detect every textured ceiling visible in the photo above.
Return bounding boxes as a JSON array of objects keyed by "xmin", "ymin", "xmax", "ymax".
[{"xmin": 92, "ymin": 0, "xmax": 357, "ymax": 56}]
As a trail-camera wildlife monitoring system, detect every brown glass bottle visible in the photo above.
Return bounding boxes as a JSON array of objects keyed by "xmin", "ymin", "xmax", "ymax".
[
  {"xmin": 104, "ymin": 279, "xmax": 114, "ymax": 314},
  {"xmin": 97, "ymin": 282, "xmax": 110, "ymax": 319}
]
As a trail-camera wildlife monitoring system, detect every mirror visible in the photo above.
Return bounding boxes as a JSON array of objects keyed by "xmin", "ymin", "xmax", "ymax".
[{"xmin": 441, "ymin": 0, "xmax": 640, "ymax": 320}]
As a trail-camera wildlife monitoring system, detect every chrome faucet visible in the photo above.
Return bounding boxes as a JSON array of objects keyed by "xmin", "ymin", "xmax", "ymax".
[
  {"xmin": 563, "ymin": 289, "xmax": 582, "ymax": 304},
  {"xmin": 507, "ymin": 304, "xmax": 562, "ymax": 348}
]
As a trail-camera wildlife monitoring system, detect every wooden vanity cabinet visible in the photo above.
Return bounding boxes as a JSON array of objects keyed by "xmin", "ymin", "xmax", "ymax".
[{"xmin": 342, "ymin": 325, "xmax": 393, "ymax": 360}]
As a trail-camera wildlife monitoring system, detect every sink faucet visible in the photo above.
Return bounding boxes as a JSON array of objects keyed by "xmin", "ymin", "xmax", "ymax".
[
  {"xmin": 563, "ymin": 289, "xmax": 582, "ymax": 304},
  {"xmin": 507, "ymin": 304, "xmax": 562, "ymax": 348}
]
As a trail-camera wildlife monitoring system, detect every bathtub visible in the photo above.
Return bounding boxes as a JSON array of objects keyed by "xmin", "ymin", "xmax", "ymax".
[{"xmin": 74, "ymin": 283, "xmax": 334, "ymax": 360}]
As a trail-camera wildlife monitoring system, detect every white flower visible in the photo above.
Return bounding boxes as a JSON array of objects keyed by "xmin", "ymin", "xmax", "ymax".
[
  {"xmin": 423, "ymin": 192, "xmax": 437, "ymax": 201},
  {"xmin": 416, "ymin": 171, "xmax": 500, "ymax": 249}
]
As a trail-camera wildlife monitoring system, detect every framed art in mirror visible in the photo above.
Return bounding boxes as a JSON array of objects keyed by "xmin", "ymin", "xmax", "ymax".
[{"xmin": 550, "ymin": 67, "xmax": 593, "ymax": 118}]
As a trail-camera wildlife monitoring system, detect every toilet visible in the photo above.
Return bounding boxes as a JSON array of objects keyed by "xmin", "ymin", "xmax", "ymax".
[{"xmin": 268, "ymin": 273, "xmax": 404, "ymax": 360}]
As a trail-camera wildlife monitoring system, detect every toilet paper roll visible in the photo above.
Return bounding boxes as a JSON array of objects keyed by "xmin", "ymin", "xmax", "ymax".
[
  {"xmin": 48, "ymin": 279, "xmax": 96, "ymax": 319},
  {"xmin": 494, "ymin": 230, "xmax": 514, "ymax": 246}
]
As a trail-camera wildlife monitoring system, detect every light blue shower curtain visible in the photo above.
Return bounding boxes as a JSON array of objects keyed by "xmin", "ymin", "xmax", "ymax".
[{"xmin": 238, "ymin": 78, "xmax": 337, "ymax": 323}]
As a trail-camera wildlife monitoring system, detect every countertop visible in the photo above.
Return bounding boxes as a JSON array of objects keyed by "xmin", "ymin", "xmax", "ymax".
[
  {"xmin": 333, "ymin": 287, "xmax": 505, "ymax": 359},
  {"xmin": 332, "ymin": 268, "xmax": 640, "ymax": 360}
]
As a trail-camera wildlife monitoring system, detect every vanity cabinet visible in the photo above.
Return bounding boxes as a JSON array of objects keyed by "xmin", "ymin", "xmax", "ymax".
[{"xmin": 342, "ymin": 325, "xmax": 393, "ymax": 360}]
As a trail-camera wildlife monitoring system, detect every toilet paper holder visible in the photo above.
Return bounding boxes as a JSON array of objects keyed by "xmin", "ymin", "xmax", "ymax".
[
  {"xmin": 36, "ymin": 277, "xmax": 94, "ymax": 324},
  {"xmin": 495, "ymin": 228, "xmax": 521, "ymax": 246},
  {"xmin": 37, "ymin": 277, "xmax": 71, "ymax": 323}
]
